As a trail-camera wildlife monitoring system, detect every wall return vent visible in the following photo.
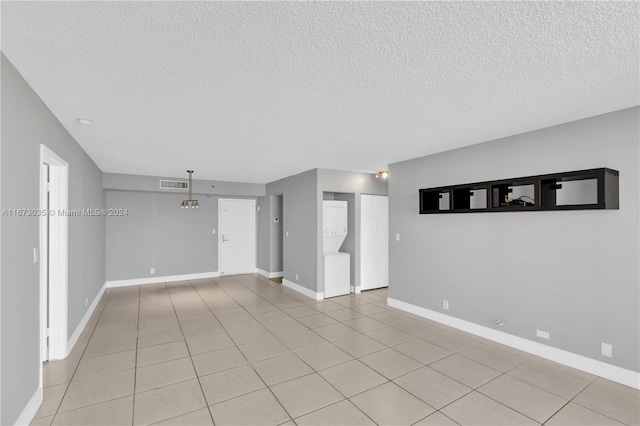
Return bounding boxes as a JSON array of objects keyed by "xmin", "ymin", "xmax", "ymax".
[{"xmin": 159, "ymin": 180, "xmax": 188, "ymax": 190}]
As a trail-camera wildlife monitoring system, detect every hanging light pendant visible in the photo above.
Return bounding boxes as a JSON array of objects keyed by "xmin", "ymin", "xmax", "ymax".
[{"xmin": 181, "ymin": 170, "xmax": 199, "ymax": 209}]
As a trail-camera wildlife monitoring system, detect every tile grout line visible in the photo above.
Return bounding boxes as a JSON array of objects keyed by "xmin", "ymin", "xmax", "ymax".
[
  {"xmin": 47, "ymin": 289, "xmax": 110, "ymax": 421},
  {"xmin": 173, "ymin": 280, "xmax": 216, "ymax": 425},
  {"xmin": 131, "ymin": 284, "xmax": 143, "ymax": 426},
  {"xmin": 191, "ymin": 276, "xmax": 297, "ymax": 424}
]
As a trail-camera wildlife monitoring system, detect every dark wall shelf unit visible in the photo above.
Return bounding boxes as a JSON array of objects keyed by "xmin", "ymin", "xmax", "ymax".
[{"xmin": 419, "ymin": 168, "xmax": 619, "ymax": 214}]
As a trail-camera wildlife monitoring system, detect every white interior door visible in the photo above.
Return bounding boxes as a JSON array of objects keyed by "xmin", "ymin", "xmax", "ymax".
[
  {"xmin": 219, "ymin": 199, "xmax": 256, "ymax": 276},
  {"xmin": 360, "ymin": 194, "xmax": 389, "ymax": 291},
  {"xmin": 377, "ymin": 196, "xmax": 389, "ymax": 287}
]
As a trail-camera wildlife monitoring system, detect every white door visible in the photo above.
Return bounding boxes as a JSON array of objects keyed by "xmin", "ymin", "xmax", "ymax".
[
  {"xmin": 360, "ymin": 195, "xmax": 389, "ymax": 291},
  {"xmin": 219, "ymin": 199, "xmax": 256, "ymax": 276}
]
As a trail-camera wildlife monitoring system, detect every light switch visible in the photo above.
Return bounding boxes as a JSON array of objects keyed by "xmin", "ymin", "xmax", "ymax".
[
  {"xmin": 33, "ymin": 247, "xmax": 39, "ymax": 263},
  {"xmin": 395, "ymin": 233, "xmax": 400, "ymax": 241}
]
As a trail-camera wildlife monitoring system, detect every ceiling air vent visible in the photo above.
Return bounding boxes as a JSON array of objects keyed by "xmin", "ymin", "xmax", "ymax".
[{"xmin": 159, "ymin": 180, "xmax": 189, "ymax": 190}]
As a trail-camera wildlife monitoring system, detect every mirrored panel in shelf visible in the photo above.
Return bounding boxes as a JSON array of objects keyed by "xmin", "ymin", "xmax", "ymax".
[
  {"xmin": 452, "ymin": 186, "xmax": 488, "ymax": 210},
  {"xmin": 420, "ymin": 189, "xmax": 451, "ymax": 212},
  {"xmin": 541, "ymin": 177, "xmax": 598, "ymax": 207}
]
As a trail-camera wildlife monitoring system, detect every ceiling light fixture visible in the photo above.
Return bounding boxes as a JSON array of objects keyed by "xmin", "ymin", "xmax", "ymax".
[
  {"xmin": 376, "ymin": 171, "xmax": 389, "ymax": 179},
  {"xmin": 76, "ymin": 118, "xmax": 93, "ymax": 126},
  {"xmin": 181, "ymin": 170, "xmax": 199, "ymax": 208}
]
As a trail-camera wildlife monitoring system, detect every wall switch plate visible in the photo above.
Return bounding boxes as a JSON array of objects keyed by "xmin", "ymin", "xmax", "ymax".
[
  {"xmin": 536, "ymin": 329, "xmax": 550, "ymax": 339},
  {"xmin": 396, "ymin": 233, "xmax": 400, "ymax": 241},
  {"xmin": 150, "ymin": 268, "xmax": 155, "ymax": 275},
  {"xmin": 295, "ymin": 274, "xmax": 299, "ymax": 280},
  {"xmin": 286, "ymin": 231, "xmax": 289, "ymax": 237},
  {"xmin": 33, "ymin": 247, "xmax": 39, "ymax": 263},
  {"xmin": 601, "ymin": 342, "xmax": 613, "ymax": 358},
  {"xmin": 442, "ymin": 300, "xmax": 449, "ymax": 310},
  {"xmin": 85, "ymin": 297, "xmax": 89, "ymax": 308},
  {"xmin": 212, "ymin": 229, "xmax": 216, "ymax": 234}
]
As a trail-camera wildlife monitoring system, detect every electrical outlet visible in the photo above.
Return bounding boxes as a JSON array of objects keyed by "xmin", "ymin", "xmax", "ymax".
[
  {"xmin": 33, "ymin": 247, "xmax": 39, "ymax": 263},
  {"xmin": 85, "ymin": 297, "xmax": 89, "ymax": 308},
  {"xmin": 601, "ymin": 342, "xmax": 613, "ymax": 358},
  {"xmin": 212, "ymin": 229, "xmax": 216, "ymax": 234},
  {"xmin": 286, "ymin": 231, "xmax": 289, "ymax": 237},
  {"xmin": 295, "ymin": 274, "xmax": 299, "ymax": 280},
  {"xmin": 395, "ymin": 233, "xmax": 400, "ymax": 241},
  {"xmin": 150, "ymin": 268, "xmax": 155, "ymax": 275},
  {"xmin": 442, "ymin": 300, "xmax": 449, "ymax": 310},
  {"xmin": 536, "ymin": 329, "xmax": 550, "ymax": 339}
]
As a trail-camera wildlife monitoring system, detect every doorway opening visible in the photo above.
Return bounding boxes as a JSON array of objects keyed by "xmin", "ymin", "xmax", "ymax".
[{"xmin": 39, "ymin": 145, "xmax": 69, "ymax": 386}]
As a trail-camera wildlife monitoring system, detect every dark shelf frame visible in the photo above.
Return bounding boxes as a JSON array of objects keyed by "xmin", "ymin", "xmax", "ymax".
[{"xmin": 419, "ymin": 168, "xmax": 619, "ymax": 214}]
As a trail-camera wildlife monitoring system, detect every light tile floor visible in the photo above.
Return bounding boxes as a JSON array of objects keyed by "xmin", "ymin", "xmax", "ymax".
[{"xmin": 32, "ymin": 274, "xmax": 639, "ymax": 426}]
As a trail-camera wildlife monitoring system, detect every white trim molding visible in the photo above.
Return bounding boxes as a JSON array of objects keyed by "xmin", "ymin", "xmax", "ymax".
[
  {"xmin": 257, "ymin": 269, "xmax": 284, "ymax": 279},
  {"xmin": 14, "ymin": 387, "xmax": 42, "ymax": 426},
  {"xmin": 387, "ymin": 297, "xmax": 640, "ymax": 390},
  {"xmin": 40, "ymin": 145, "xmax": 69, "ymax": 363},
  {"xmin": 66, "ymin": 283, "xmax": 107, "ymax": 357},
  {"xmin": 105, "ymin": 271, "xmax": 220, "ymax": 288},
  {"xmin": 282, "ymin": 279, "xmax": 324, "ymax": 300}
]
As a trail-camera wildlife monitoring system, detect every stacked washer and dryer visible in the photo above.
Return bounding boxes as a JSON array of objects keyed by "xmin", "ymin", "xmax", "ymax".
[{"xmin": 322, "ymin": 201, "xmax": 350, "ymax": 298}]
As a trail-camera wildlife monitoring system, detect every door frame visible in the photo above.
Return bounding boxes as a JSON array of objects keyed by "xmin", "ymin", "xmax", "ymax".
[
  {"xmin": 218, "ymin": 198, "xmax": 256, "ymax": 276},
  {"xmin": 39, "ymin": 145, "xmax": 69, "ymax": 377}
]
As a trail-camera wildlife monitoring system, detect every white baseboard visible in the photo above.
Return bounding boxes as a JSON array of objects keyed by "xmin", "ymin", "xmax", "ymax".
[
  {"xmin": 257, "ymin": 269, "xmax": 284, "ymax": 279},
  {"xmin": 282, "ymin": 279, "xmax": 324, "ymax": 300},
  {"xmin": 387, "ymin": 297, "xmax": 640, "ymax": 390},
  {"xmin": 14, "ymin": 386, "xmax": 42, "ymax": 426},
  {"xmin": 66, "ymin": 283, "xmax": 106, "ymax": 358},
  {"xmin": 105, "ymin": 271, "xmax": 220, "ymax": 288}
]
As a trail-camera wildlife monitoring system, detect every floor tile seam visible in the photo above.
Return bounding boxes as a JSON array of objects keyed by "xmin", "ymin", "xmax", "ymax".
[
  {"xmin": 143, "ymin": 407, "xmax": 207, "ymax": 426},
  {"xmin": 191, "ymin": 283, "xmax": 296, "ymax": 423},
  {"xmin": 529, "ymin": 356, "xmax": 599, "ymax": 384},
  {"xmin": 474, "ymin": 374, "xmax": 560, "ymax": 425},
  {"xmin": 69, "ymin": 366, "xmax": 137, "ymax": 385},
  {"xmin": 207, "ymin": 279, "xmax": 300, "ymax": 422},
  {"xmin": 290, "ymin": 397, "xmax": 378, "ymax": 425},
  {"xmin": 52, "ymin": 392, "xmax": 136, "ymax": 419},
  {"xmin": 131, "ymin": 284, "xmax": 144, "ymax": 426},
  {"xmin": 424, "ymin": 353, "xmax": 497, "ymax": 390},
  {"xmin": 568, "ymin": 398, "xmax": 634, "ymax": 425},
  {"xmin": 336, "ymin": 343, "xmax": 392, "ymax": 360},
  {"xmin": 137, "ymin": 336, "xmax": 185, "ymax": 350},
  {"xmin": 136, "ymin": 354, "xmax": 193, "ymax": 370},
  {"xmin": 362, "ymin": 332, "xmax": 419, "ymax": 348},
  {"xmin": 416, "ymin": 335, "xmax": 484, "ymax": 356},
  {"xmin": 503, "ymin": 369, "xmax": 589, "ymax": 401},
  {"xmin": 454, "ymin": 349, "xmax": 530, "ymax": 374},
  {"xmin": 50, "ymin": 289, "xmax": 111, "ymax": 419},
  {"xmin": 168, "ymin": 282, "xmax": 216, "ymax": 426},
  {"xmin": 411, "ymin": 410, "xmax": 459, "ymax": 426}
]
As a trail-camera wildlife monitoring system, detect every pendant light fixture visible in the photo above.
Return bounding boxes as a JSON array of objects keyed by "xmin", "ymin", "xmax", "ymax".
[{"xmin": 181, "ymin": 170, "xmax": 199, "ymax": 208}]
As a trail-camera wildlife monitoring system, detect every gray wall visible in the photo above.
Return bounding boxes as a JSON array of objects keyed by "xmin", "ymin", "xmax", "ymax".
[
  {"xmin": 257, "ymin": 195, "xmax": 271, "ymax": 272},
  {"xmin": 316, "ymin": 169, "xmax": 388, "ymax": 293},
  {"xmin": 388, "ymin": 107, "xmax": 639, "ymax": 372},
  {"xmin": 259, "ymin": 170, "xmax": 318, "ymax": 291},
  {"xmin": 1, "ymin": 54, "xmax": 106, "ymax": 424},
  {"xmin": 105, "ymin": 191, "xmax": 218, "ymax": 281},
  {"xmin": 270, "ymin": 195, "xmax": 283, "ymax": 272}
]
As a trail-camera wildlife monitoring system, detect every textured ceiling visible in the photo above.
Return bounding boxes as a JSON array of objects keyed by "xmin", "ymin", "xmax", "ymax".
[{"xmin": 2, "ymin": 1, "xmax": 638, "ymax": 183}]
